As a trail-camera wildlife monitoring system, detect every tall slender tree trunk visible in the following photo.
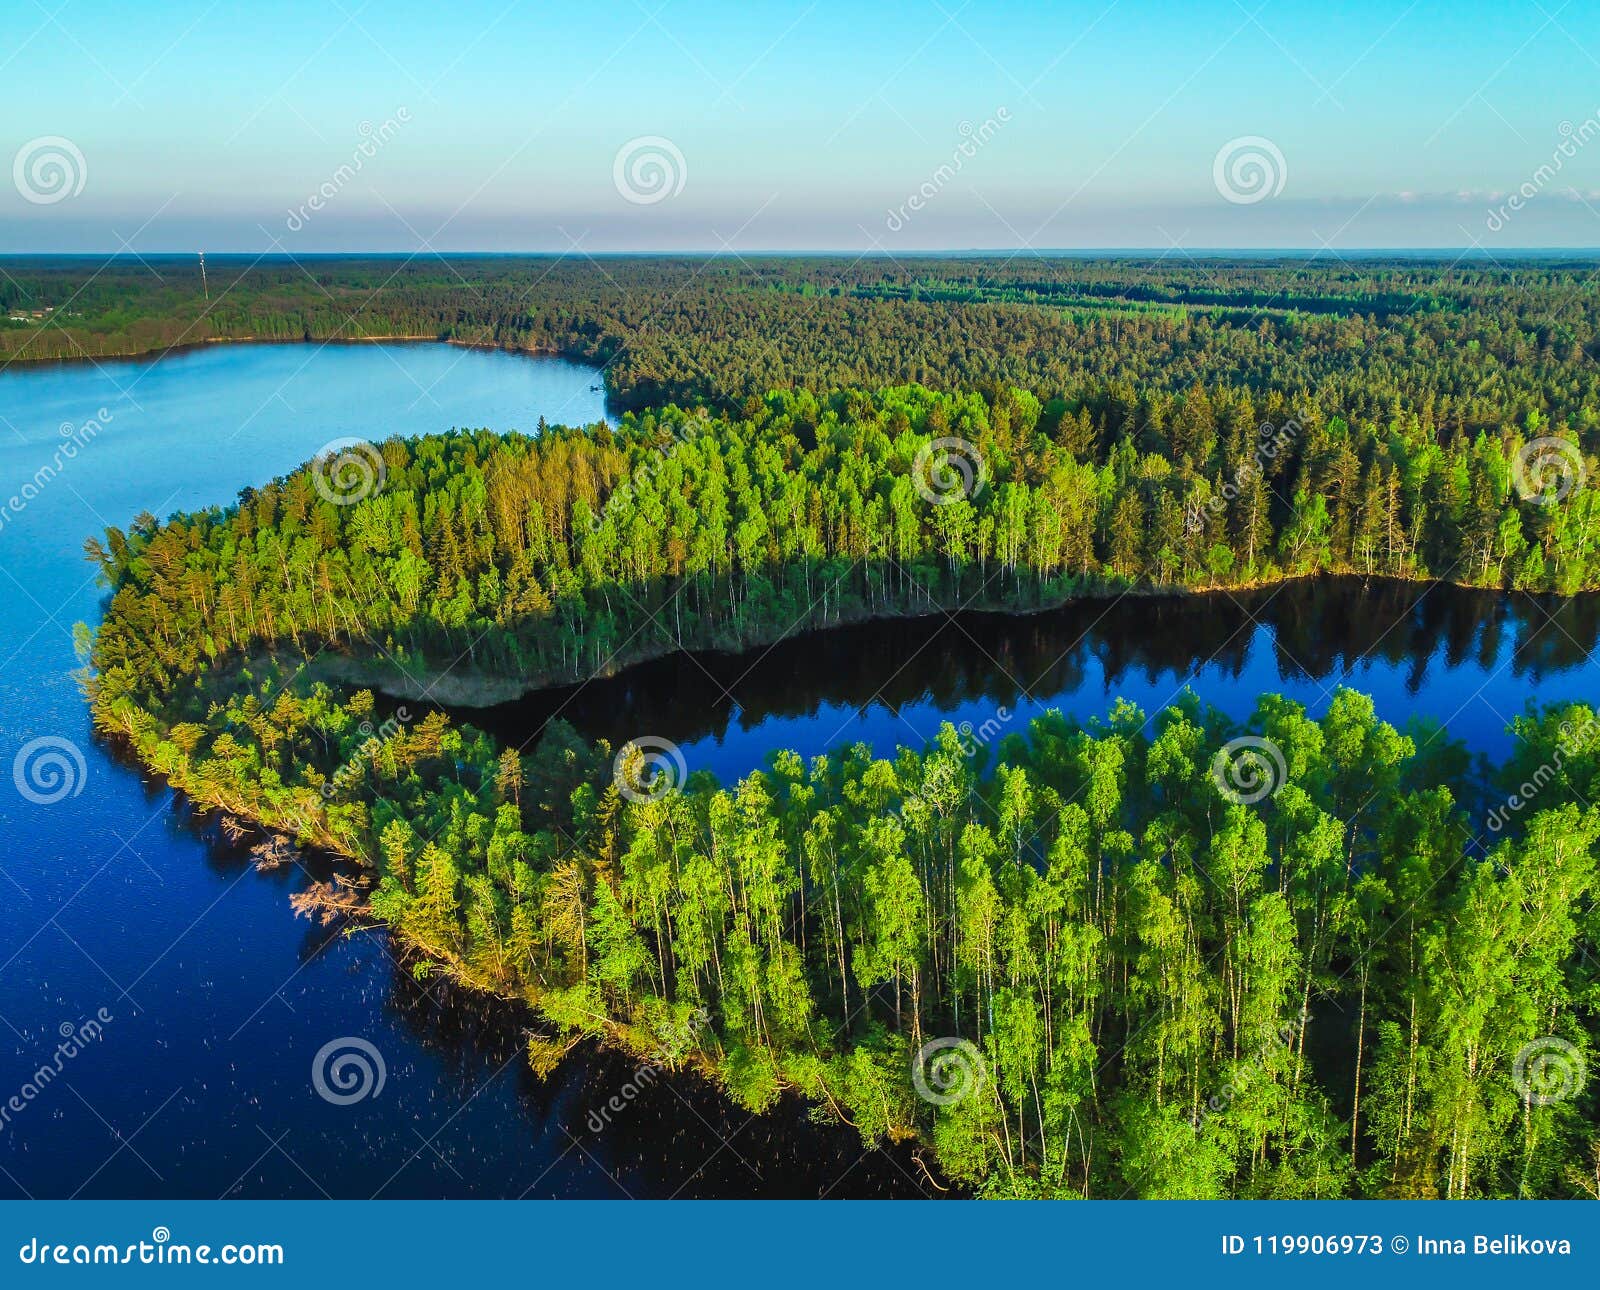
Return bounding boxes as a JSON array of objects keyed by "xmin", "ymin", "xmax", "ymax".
[{"xmin": 1350, "ymin": 967, "xmax": 1368, "ymax": 1161}]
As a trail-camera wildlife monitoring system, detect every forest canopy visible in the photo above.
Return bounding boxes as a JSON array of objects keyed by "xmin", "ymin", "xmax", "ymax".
[
  {"xmin": 85, "ymin": 383, "xmax": 1596, "ymax": 713},
  {"xmin": 82, "ymin": 374, "xmax": 1600, "ymax": 1199},
  {"xmin": 54, "ymin": 254, "xmax": 1600, "ymax": 1198}
]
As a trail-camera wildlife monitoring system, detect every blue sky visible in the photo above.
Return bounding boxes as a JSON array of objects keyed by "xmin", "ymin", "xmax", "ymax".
[{"xmin": 4, "ymin": 0, "xmax": 1599, "ymax": 251}]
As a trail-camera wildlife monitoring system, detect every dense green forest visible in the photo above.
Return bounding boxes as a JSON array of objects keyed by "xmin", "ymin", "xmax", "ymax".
[
  {"xmin": 7, "ymin": 254, "xmax": 1600, "ymax": 430},
  {"xmin": 83, "ymin": 377, "xmax": 1600, "ymax": 1197},
  {"xmin": 87, "ymin": 645, "xmax": 1600, "ymax": 1198},
  {"xmin": 57, "ymin": 254, "xmax": 1600, "ymax": 1197},
  {"xmin": 85, "ymin": 384, "xmax": 1596, "ymax": 710}
]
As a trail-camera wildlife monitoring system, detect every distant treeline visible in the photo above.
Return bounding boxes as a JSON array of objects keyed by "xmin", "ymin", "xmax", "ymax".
[{"xmin": 6, "ymin": 255, "xmax": 1600, "ymax": 433}]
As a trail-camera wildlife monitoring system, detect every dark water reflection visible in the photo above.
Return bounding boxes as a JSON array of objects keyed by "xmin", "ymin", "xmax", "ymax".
[{"xmin": 467, "ymin": 577, "xmax": 1600, "ymax": 781}]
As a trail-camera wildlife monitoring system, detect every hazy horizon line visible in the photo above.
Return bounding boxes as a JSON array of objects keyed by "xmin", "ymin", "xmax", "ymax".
[{"xmin": 3, "ymin": 246, "xmax": 1597, "ymax": 260}]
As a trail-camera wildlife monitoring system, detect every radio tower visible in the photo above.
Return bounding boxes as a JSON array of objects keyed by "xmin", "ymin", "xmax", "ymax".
[{"xmin": 198, "ymin": 250, "xmax": 209, "ymax": 301}]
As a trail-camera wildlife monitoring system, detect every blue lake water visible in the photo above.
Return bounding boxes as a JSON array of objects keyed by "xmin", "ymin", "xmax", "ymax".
[
  {"xmin": 1, "ymin": 341, "xmax": 1596, "ymax": 1199},
  {"xmin": 472, "ymin": 577, "xmax": 1600, "ymax": 793}
]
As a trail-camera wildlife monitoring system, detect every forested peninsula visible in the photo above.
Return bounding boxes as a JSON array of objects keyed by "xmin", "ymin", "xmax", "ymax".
[
  {"xmin": 82, "ymin": 375, "xmax": 1600, "ymax": 1198},
  {"xmin": 85, "ymin": 383, "xmax": 1597, "ymax": 697}
]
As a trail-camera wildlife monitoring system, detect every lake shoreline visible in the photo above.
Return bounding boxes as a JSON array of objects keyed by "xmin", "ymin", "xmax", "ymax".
[
  {"xmin": 0, "ymin": 332, "xmax": 608, "ymax": 391},
  {"xmin": 89, "ymin": 714, "xmax": 951, "ymax": 1193},
  {"xmin": 297, "ymin": 569, "xmax": 1554, "ymax": 708},
  {"xmin": 93, "ymin": 567, "xmax": 1599, "ymax": 1199}
]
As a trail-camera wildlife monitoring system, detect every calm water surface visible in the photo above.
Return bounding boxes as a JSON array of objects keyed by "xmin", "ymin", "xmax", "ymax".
[
  {"xmin": 467, "ymin": 578, "xmax": 1600, "ymax": 782},
  {"xmin": 2, "ymin": 342, "xmax": 1596, "ymax": 1199}
]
